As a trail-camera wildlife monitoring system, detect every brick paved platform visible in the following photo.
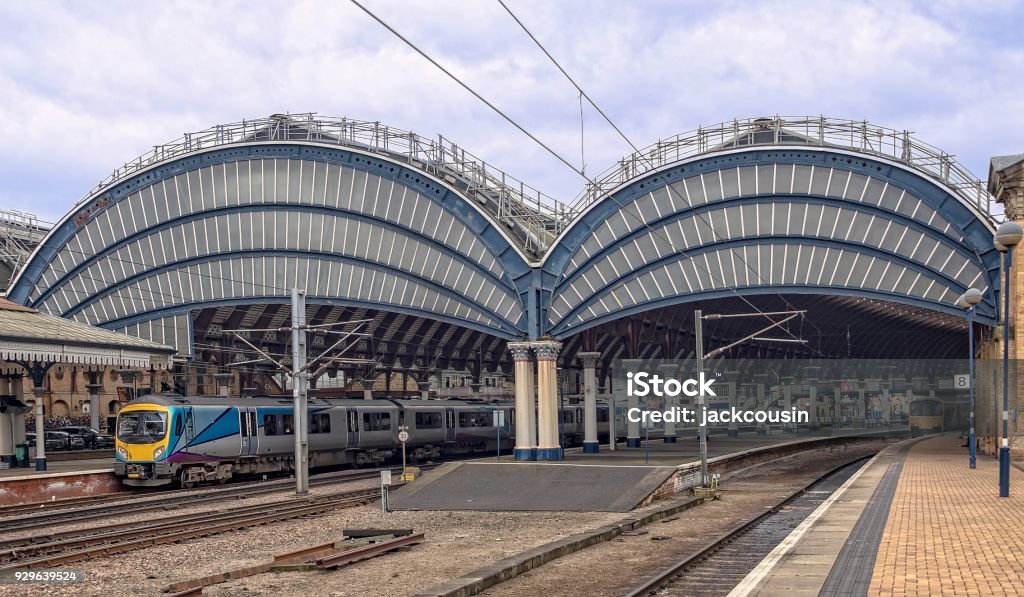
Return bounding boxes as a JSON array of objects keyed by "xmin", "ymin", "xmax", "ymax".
[{"xmin": 731, "ymin": 434, "xmax": 1024, "ymax": 596}]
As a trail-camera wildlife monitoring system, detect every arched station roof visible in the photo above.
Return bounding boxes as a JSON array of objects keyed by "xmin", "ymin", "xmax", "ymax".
[
  {"xmin": 7, "ymin": 115, "xmax": 1004, "ymax": 364},
  {"xmin": 8, "ymin": 115, "xmax": 543, "ymax": 356},
  {"xmin": 542, "ymin": 117, "xmax": 1002, "ymax": 339}
]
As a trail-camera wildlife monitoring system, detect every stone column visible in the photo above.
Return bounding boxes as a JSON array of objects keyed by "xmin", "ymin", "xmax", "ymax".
[
  {"xmin": 725, "ymin": 373, "xmax": 739, "ymax": 437},
  {"xmin": 579, "ymin": 352, "xmax": 601, "ymax": 454},
  {"xmin": 881, "ymin": 383, "xmax": 892, "ymax": 426},
  {"xmin": 833, "ymin": 385, "xmax": 842, "ymax": 426},
  {"xmin": 807, "ymin": 382, "xmax": 819, "ymax": 430},
  {"xmin": 32, "ymin": 386, "xmax": 46, "ymax": 471},
  {"xmin": 86, "ymin": 383, "xmax": 103, "ymax": 432},
  {"xmin": 509, "ymin": 342, "xmax": 536, "ymax": 461},
  {"xmin": 418, "ymin": 381, "xmax": 431, "ymax": 401},
  {"xmin": 857, "ymin": 386, "xmax": 866, "ymax": 427},
  {"xmin": 526, "ymin": 357, "xmax": 537, "ymax": 451},
  {"xmin": 361, "ymin": 379, "xmax": 374, "ymax": 401},
  {"xmin": 658, "ymin": 363, "xmax": 679, "ymax": 443},
  {"xmin": 623, "ymin": 360, "xmax": 642, "ymax": 448},
  {"xmin": 534, "ymin": 341, "xmax": 562, "ymax": 461}
]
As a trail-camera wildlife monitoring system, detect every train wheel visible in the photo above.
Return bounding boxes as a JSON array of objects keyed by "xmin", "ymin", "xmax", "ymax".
[{"xmin": 179, "ymin": 468, "xmax": 195, "ymax": 489}]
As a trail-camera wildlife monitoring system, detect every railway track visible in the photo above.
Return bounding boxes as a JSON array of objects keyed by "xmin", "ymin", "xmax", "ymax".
[
  {"xmin": 624, "ymin": 457, "xmax": 869, "ymax": 597},
  {"xmin": 0, "ymin": 468, "xmax": 396, "ymax": 532},
  {"xmin": 0, "ymin": 487, "xmax": 383, "ymax": 570}
]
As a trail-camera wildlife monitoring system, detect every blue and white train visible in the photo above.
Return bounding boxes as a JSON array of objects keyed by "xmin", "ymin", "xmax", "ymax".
[{"xmin": 114, "ymin": 394, "xmax": 611, "ymax": 487}]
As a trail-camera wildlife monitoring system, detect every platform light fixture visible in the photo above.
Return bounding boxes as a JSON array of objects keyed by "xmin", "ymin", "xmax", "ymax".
[
  {"xmin": 994, "ymin": 221, "xmax": 1022, "ymax": 497},
  {"xmin": 956, "ymin": 287, "xmax": 982, "ymax": 469}
]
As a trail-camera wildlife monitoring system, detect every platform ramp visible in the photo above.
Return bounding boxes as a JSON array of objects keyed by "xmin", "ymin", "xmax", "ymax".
[{"xmin": 389, "ymin": 462, "xmax": 677, "ymax": 512}]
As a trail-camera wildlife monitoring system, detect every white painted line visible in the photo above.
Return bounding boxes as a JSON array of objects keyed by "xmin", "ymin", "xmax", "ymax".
[{"xmin": 726, "ymin": 449, "xmax": 889, "ymax": 597}]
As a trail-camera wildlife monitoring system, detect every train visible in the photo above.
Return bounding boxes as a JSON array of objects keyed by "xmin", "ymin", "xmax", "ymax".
[
  {"xmin": 909, "ymin": 397, "xmax": 944, "ymax": 436},
  {"xmin": 114, "ymin": 394, "xmax": 612, "ymax": 487}
]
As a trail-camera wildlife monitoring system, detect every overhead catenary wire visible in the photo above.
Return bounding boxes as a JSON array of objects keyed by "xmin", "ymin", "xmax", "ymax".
[{"xmin": 350, "ymin": 0, "xmax": 817, "ymax": 353}]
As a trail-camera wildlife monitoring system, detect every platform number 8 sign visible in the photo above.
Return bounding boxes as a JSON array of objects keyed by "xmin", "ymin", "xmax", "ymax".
[{"xmin": 954, "ymin": 374, "xmax": 970, "ymax": 389}]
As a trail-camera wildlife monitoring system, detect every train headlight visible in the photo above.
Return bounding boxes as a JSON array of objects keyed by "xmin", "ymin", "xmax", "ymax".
[
  {"xmin": 152, "ymin": 446, "xmax": 165, "ymax": 460},
  {"xmin": 117, "ymin": 446, "xmax": 128, "ymax": 460}
]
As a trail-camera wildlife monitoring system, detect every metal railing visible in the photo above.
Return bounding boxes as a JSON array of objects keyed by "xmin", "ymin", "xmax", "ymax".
[
  {"xmin": 0, "ymin": 208, "xmax": 51, "ymax": 271},
  {"xmin": 572, "ymin": 116, "xmax": 1001, "ymax": 224},
  {"xmin": 78, "ymin": 113, "xmax": 569, "ymax": 255}
]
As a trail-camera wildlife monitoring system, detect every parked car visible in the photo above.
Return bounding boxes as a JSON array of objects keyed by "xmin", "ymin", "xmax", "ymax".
[
  {"xmin": 45, "ymin": 431, "xmax": 84, "ymax": 451},
  {"xmin": 31, "ymin": 432, "xmax": 66, "ymax": 452},
  {"xmin": 58, "ymin": 426, "xmax": 114, "ymax": 449}
]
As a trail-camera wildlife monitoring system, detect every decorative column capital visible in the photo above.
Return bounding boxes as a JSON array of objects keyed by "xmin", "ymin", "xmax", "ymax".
[
  {"xmin": 508, "ymin": 342, "xmax": 533, "ymax": 362},
  {"xmin": 118, "ymin": 370, "xmax": 138, "ymax": 384},
  {"xmin": 85, "ymin": 383, "xmax": 103, "ymax": 396},
  {"xmin": 578, "ymin": 352, "xmax": 601, "ymax": 368},
  {"xmin": 360, "ymin": 379, "xmax": 375, "ymax": 391},
  {"xmin": 533, "ymin": 341, "xmax": 562, "ymax": 361}
]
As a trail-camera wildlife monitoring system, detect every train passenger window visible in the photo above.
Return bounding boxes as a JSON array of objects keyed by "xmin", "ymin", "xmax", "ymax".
[
  {"xmin": 264, "ymin": 415, "xmax": 279, "ymax": 436},
  {"xmin": 415, "ymin": 412, "xmax": 442, "ymax": 429},
  {"xmin": 174, "ymin": 413, "xmax": 183, "ymax": 436},
  {"xmin": 459, "ymin": 412, "xmax": 492, "ymax": 427},
  {"xmin": 310, "ymin": 414, "xmax": 320, "ymax": 434},
  {"xmin": 282, "ymin": 415, "xmax": 294, "ymax": 435},
  {"xmin": 362, "ymin": 412, "xmax": 392, "ymax": 431},
  {"xmin": 319, "ymin": 414, "xmax": 331, "ymax": 433},
  {"xmin": 597, "ymin": 409, "xmax": 609, "ymax": 423},
  {"xmin": 347, "ymin": 411, "xmax": 358, "ymax": 433}
]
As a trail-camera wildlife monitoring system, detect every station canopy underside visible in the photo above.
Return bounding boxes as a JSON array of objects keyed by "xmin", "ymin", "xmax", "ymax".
[{"xmin": 7, "ymin": 115, "xmax": 1002, "ymax": 375}]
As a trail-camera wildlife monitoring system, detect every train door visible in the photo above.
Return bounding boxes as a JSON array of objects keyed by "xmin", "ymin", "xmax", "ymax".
[
  {"xmin": 346, "ymin": 409, "xmax": 359, "ymax": 447},
  {"xmin": 238, "ymin": 407, "xmax": 259, "ymax": 456},
  {"xmin": 181, "ymin": 408, "xmax": 195, "ymax": 454},
  {"xmin": 445, "ymin": 408, "xmax": 456, "ymax": 441}
]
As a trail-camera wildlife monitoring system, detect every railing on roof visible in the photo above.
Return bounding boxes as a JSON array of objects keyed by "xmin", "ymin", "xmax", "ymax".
[
  {"xmin": 0, "ymin": 209, "xmax": 51, "ymax": 273},
  {"xmin": 79, "ymin": 113, "xmax": 569, "ymax": 255},
  {"xmin": 571, "ymin": 115, "xmax": 1002, "ymax": 224}
]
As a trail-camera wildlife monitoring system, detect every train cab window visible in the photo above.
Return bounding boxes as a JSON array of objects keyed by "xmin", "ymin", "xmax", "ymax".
[
  {"xmin": 264, "ymin": 415, "xmax": 279, "ymax": 436},
  {"xmin": 362, "ymin": 412, "xmax": 392, "ymax": 431},
  {"xmin": 282, "ymin": 415, "xmax": 294, "ymax": 435},
  {"xmin": 174, "ymin": 412, "xmax": 183, "ymax": 436},
  {"xmin": 415, "ymin": 412, "xmax": 442, "ymax": 429}
]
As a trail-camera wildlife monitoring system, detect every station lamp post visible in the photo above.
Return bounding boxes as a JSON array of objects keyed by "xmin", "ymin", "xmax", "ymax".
[
  {"xmin": 956, "ymin": 287, "xmax": 982, "ymax": 469},
  {"xmin": 995, "ymin": 221, "xmax": 1022, "ymax": 497},
  {"xmin": 995, "ymin": 238, "xmax": 1007, "ymax": 460}
]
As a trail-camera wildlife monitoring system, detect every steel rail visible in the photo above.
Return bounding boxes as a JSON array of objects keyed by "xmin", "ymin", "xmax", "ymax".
[
  {"xmin": 0, "ymin": 488, "xmax": 382, "ymax": 570},
  {"xmin": 622, "ymin": 456, "xmax": 873, "ymax": 597}
]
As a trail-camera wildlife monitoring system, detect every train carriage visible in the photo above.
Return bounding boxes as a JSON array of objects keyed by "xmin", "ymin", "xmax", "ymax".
[{"xmin": 115, "ymin": 394, "xmax": 610, "ymax": 487}]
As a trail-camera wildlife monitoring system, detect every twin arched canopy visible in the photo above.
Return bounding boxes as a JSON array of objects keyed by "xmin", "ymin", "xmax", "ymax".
[{"xmin": 8, "ymin": 115, "xmax": 1003, "ymax": 360}]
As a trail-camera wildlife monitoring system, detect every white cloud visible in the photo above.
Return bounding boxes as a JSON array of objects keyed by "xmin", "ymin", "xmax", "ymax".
[{"xmin": 0, "ymin": 0, "xmax": 1021, "ymax": 221}]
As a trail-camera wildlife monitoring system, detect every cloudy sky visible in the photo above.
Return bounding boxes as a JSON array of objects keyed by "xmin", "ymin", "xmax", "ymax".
[{"xmin": 0, "ymin": 0, "xmax": 1021, "ymax": 223}]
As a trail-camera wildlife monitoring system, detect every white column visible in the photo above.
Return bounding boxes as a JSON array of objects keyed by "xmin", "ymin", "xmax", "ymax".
[
  {"xmin": 534, "ymin": 341, "xmax": 562, "ymax": 460},
  {"xmin": 658, "ymin": 363, "xmax": 678, "ymax": 443},
  {"xmin": 509, "ymin": 342, "xmax": 535, "ymax": 460},
  {"xmin": 33, "ymin": 387, "xmax": 46, "ymax": 471},
  {"xmin": 418, "ymin": 381, "xmax": 431, "ymax": 401},
  {"xmin": 87, "ymin": 382, "xmax": 102, "ymax": 432},
  {"xmin": 361, "ymin": 379, "xmax": 374, "ymax": 401},
  {"xmin": 526, "ymin": 358, "xmax": 537, "ymax": 451},
  {"xmin": 623, "ymin": 360, "xmax": 642, "ymax": 448},
  {"xmin": 579, "ymin": 352, "xmax": 601, "ymax": 454}
]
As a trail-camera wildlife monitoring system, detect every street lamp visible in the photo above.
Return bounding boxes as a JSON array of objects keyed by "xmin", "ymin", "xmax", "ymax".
[
  {"xmin": 956, "ymin": 287, "xmax": 983, "ymax": 469},
  {"xmin": 995, "ymin": 238, "xmax": 1008, "ymax": 461},
  {"xmin": 995, "ymin": 221, "xmax": 1022, "ymax": 497}
]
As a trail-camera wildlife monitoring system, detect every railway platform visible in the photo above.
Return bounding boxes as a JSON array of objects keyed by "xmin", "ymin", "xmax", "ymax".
[
  {"xmin": 390, "ymin": 428, "xmax": 899, "ymax": 512},
  {"xmin": 733, "ymin": 434, "xmax": 1024, "ymax": 596},
  {"xmin": 0, "ymin": 457, "xmax": 118, "ymax": 505}
]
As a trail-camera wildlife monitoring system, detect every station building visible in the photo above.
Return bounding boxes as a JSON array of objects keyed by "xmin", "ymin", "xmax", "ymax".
[{"xmin": 5, "ymin": 114, "xmax": 1022, "ymax": 460}]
